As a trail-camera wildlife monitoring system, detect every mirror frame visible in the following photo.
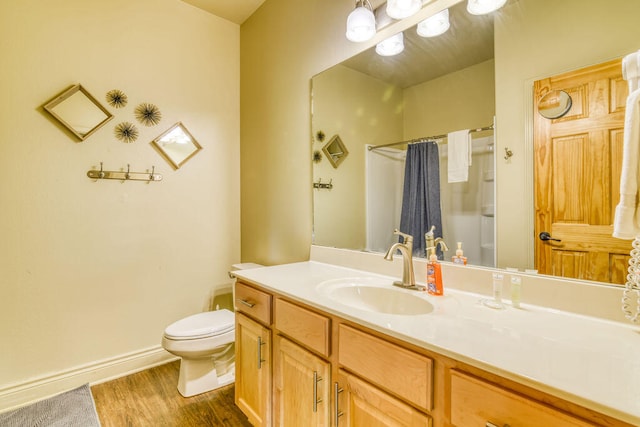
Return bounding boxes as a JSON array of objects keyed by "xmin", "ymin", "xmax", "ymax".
[
  {"xmin": 151, "ymin": 122, "xmax": 203, "ymax": 170},
  {"xmin": 44, "ymin": 84, "xmax": 113, "ymax": 141},
  {"xmin": 537, "ymin": 89, "xmax": 573, "ymax": 119},
  {"xmin": 322, "ymin": 134, "xmax": 349, "ymax": 168}
]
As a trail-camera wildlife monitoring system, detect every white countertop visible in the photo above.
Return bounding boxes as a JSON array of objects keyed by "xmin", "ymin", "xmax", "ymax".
[{"xmin": 234, "ymin": 261, "xmax": 640, "ymax": 425}]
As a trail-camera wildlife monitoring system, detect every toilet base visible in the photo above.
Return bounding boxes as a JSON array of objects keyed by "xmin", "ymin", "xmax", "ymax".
[{"xmin": 177, "ymin": 358, "xmax": 235, "ymax": 397}]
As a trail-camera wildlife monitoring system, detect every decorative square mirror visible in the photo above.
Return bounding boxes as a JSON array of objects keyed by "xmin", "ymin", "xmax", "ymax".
[
  {"xmin": 44, "ymin": 84, "xmax": 113, "ymax": 141},
  {"xmin": 151, "ymin": 122, "xmax": 202, "ymax": 170},
  {"xmin": 322, "ymin": 134, "xmax": 349, "ymax": 168}
]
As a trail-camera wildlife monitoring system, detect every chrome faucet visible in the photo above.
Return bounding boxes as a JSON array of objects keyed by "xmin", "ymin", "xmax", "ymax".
[
  {"xmin": 425, "ymin": 226, "xmax": 449, "ymax": 257},
  {"xmin": 384, "ymin": 229, "xmax": 417, "ymax": 289}
]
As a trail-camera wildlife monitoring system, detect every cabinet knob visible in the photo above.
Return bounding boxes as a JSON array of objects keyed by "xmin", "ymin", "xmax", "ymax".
[{"xmin": 486, "ymin": 423, "xmax": 511, "ymax": 427}]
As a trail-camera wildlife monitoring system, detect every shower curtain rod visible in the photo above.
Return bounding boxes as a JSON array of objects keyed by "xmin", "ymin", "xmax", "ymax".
[{"xmin": 367, "ymin": 124, "xmax": 494, "ymax": 151}]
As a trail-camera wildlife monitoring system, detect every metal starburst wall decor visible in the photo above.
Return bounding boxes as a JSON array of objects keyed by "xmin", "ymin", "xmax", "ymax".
[
  {"xmin": 134, "ymin": 103, "xmax": 162, "ymax": 127},
  {"xmin": 106, "ymin": 89, "xmax": 128, "ymax": 108},
  {"xmin": 114, "ymin": 121, "xmax": 139, "ymax": 143}
]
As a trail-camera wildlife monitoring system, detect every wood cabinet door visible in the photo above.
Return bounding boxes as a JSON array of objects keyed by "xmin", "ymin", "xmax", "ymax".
[
  {"xmin": 534, "ymin": 58, "xmax": 633, "ymax": 283},
  {"xmin": 235, "ymin": 312, "xmax": 271, "ymax": 427},
  {"xmin": 335, "ymin": 370, "xmax": 431, "ymax": 427},
  {"xmin": 274, "ymin": 336, "xmax": 331, "ymax": 427}
]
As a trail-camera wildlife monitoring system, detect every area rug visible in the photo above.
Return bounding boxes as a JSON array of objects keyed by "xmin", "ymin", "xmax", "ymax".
[{"xmin": 0, "ymin": 384, "xmax": 100, "ymax": 426}]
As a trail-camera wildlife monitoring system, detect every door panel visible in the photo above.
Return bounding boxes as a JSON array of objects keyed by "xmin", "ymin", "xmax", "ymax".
[{"xmin": 534, "ymin": 59, "xmax": 633, "ymax": 284}]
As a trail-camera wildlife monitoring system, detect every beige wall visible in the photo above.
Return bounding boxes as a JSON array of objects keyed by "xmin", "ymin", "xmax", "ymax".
[
  {"xmin": 312, "ymin": 65, "xmax": 404, "ymax": 249},
  {"xmin": 242, "ymin": 0, "xmax": 640, "ymax": 272},
  {"xmin": 0, "ymin": 0, "xmax": 239, "ymax": 398},
  {"xmin": 403, "ymin": 59, "xmax": 495, "ymax": 138}
]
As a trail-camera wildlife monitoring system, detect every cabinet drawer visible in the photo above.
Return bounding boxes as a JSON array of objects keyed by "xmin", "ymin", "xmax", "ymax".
[
  {"xmin": 338, "ymin": 324, "xmax": 433, "ymax": 411},
  {"xmin": 235, "ymin": 282, "xmax": 272, "ymax": 326},
  {"xmin": 450, "ymin": 370, "xmax": 593, "ymax": 427},
  {"xmin": 275, "ymin": 298, "xmax": 330, "ymax": 357}
]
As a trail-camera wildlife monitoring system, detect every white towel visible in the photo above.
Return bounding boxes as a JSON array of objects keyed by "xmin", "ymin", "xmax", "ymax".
[
  {"xmin": 447, "ymin": 129, "xmax": 471, "ymax": 183},
  {"xmin": 613, "ymin": 87, "xmax": 640, "ymax": 239},
  {"xmin": 623, "ymin": 50, "xmax": 640, "ymax": 93}
]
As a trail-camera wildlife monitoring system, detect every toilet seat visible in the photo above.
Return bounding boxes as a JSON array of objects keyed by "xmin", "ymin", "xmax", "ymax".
[{"xmin": 164, "ymin": 309, "xmax": 234, "ymax": 340}]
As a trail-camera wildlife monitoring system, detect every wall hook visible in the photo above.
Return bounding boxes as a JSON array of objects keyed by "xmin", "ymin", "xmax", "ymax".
[
  {"xmin": 504, "ymin": 147, "xmax": 513, "ymax": 161},
  {"xmin": 86, "ymin": 163, "xmax": 163, "ymax": 182}
]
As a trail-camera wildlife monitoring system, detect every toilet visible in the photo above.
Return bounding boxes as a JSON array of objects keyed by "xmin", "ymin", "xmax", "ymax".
[
  {"xmin": 162, "ymin": 263, "xmax": 263, "ymax": 397},
  {"xmin": 162, "ymin": 309, "xmax": 235, "ymax": 397}
]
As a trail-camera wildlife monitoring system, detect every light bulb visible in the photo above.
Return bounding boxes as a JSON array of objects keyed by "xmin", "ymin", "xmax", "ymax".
[
  {"xmin": 386, "ymin": 0, "xmax": 422, "ymax": 20},
  {"xmin": 376, "ymin": 32, "xmax": 404, "ymax": 57},
  {"xmin": 417, "ymin": 9, "xmax": 450, "ymax": 38},
  {"xmin": 467, "ymin": 0, "xmax": 507, "ymax": 15},
  {"xmin": 346, "ymin": 4, "xmax": 376, "ymax": 42}
]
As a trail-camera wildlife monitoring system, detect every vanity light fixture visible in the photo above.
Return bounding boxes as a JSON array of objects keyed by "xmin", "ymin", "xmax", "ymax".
[
  {"xmin": 386, "ymin": 0, "xmax": 422, "ymax": 20},
  {"xmin": 346, "ymin": 0, "xmax": 376, "ymax": 42},
  {"xmin": 376, "ymin": 32, "xmax": 404, "ymax": 56},
  {"xmin": 416, "ymin": 8, "xmax": 450, "ymax": 37},
  {"xmin": 467, "ymin": 0, "xmax": 507, "ymax": 15}
]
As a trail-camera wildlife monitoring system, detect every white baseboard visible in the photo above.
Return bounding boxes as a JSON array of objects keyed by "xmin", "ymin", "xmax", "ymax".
[{"xmin": 0, "ymin": 345, "xmax": 178, "ymax": 412}]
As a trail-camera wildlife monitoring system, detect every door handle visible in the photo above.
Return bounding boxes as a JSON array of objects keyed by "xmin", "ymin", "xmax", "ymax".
[{"xmin": 539, "ymin": 231, "xmax": 561, "ymax": 242}]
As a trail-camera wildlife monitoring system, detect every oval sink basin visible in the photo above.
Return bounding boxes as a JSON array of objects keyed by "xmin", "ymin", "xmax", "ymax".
[{"xmin": 316, "ymin": 277, "xmax": 434, "ymax": 315}]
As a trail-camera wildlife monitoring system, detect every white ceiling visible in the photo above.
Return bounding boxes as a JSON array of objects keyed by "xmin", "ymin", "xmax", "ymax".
[{"xmin": 181, "ymin": 0, "xmax": 267, "ymax": 24}]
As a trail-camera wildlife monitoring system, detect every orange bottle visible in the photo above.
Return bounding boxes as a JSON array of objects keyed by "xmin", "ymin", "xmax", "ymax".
[{"xmin": 426, "ymin": 248, "xmax": 443, "ymax": 296}]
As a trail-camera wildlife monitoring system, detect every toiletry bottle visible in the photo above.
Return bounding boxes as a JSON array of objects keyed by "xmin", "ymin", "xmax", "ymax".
[
  {"xmin": 511, "ymin": 275, "xmax": 522, "ymax": 308},
  {"xmin": 427, "ymin": 248, "xmax": 444, "ymax": 296},
  {"xmin": 451, "ymin": 242, "xmax": 467, "ymax": 265},
  {"xmin": 482, "ymin": 273, "xmax": 505, "ymax": 309}
]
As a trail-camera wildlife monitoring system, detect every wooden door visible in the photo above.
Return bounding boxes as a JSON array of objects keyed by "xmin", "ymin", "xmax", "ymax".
[
  {"xmin": 335, "ymin": 370, "xmax": 431, "ymax": 427},
  {"xmin": 274, "ymin": 336, "xmax": 331, "ymax": 427},
  {"xmin": 235, "ymin": 313, "xmax": 271, "ymax": 427},
  {"xmin": 534, "ymin": 58, "xmax": 633, "ymax": 284}
]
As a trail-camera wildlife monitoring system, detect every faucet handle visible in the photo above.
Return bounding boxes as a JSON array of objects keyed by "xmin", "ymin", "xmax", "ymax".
[{"xmin": 393, "ymin": 229, "xmax": 413, "ymax": 244}]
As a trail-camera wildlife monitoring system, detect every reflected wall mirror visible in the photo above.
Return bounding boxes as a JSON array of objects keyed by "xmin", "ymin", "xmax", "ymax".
[
  {"xmin": 312, "ymin": 0, "xmax": 496, "ymax": 265},
  {"xmin": 44, "ymin": 84, "xmax": 113, "ymax": 141},
  {"xmin": 323, "ymin": 135, "xmax": 349, "ymax": 168},
  {"xmin": 151, "ymin": 122, "xmax": 202, "ymax": 170},
  {"xmin": 311, "ymin": 0, "xmax": 640, "ymax": 288}
]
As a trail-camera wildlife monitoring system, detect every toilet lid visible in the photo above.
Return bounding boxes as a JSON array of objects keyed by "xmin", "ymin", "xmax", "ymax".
[{"xmin": 164, "ymin": 309, "xmax": 235, "ymax": 340}]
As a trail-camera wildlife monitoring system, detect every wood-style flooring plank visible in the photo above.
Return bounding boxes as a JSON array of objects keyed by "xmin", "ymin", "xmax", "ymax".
[{"xmin": 91, "ymin": 361, "xmax": 252, "ymax": 427}]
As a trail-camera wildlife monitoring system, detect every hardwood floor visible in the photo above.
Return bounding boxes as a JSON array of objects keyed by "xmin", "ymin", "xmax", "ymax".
[{"xmin": 91, "ymin": 361, "xmax": 252, "ymax": 427}]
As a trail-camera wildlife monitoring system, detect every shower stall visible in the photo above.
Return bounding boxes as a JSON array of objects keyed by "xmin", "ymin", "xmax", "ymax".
[{"xmin": 365, "ymin": 135, "xmax": 495, "ymax": 267}]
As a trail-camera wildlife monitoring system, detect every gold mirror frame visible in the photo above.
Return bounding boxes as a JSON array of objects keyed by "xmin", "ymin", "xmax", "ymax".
[
  {"xmin": 322, "ymin": 135, "xmax": 349, "ymax": 168},
  {"xmin": 151, "ymin": 122, "xmax": 202, "ymax": 170},
  {"xmin": 44, "ymin": 84, "xmax": 113, "ymax": 141}
]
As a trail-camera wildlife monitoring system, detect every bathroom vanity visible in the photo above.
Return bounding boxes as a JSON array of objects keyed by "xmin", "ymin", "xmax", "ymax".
[{"xmin": 233, "ymin": 260, "xmax": 640, "ymax": 427}]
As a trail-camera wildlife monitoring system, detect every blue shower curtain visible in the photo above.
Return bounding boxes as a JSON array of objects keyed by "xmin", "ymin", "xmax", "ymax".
[{"xmin": 399, "ymin": 141, "xmax": 443, "ymax": 258}]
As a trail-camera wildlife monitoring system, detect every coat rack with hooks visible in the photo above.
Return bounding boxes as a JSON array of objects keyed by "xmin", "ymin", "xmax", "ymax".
[
  {"xmin": 87, "ymin": 162, "xmax": 163, "ymax": 182},
  {"xmin": 313, "ymin": 178, "xmax": 333, "ymax": 190}
]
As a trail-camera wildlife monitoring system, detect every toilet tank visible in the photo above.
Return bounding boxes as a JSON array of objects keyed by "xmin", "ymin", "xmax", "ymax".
[{"xmin": 212, "ymin": 263, "xmax": 264, "ymax": 312}]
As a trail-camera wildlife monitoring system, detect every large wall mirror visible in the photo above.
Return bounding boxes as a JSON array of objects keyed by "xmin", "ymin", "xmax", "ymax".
[
  {"xmin": 44, "ymin": 84, "xmax": 113, "ymax": 141},
  {"xmin": 311, "ymin": 0, "xmax": 640, "ymax": 288}
]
